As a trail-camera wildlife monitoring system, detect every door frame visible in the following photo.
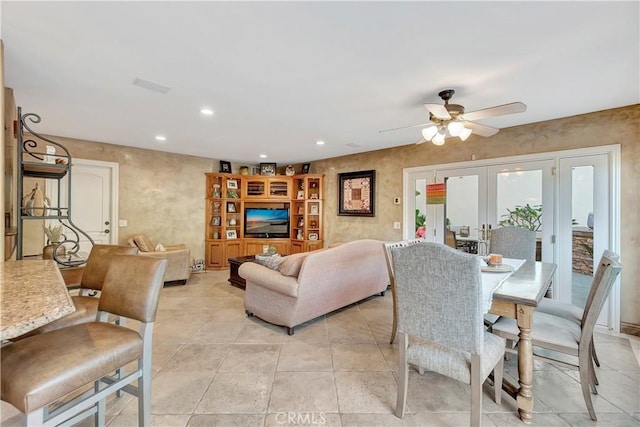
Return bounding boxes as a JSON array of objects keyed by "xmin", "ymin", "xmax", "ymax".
[{"xmin": 403, "ymin": 144, "xmax": 621, "ymax": 331}]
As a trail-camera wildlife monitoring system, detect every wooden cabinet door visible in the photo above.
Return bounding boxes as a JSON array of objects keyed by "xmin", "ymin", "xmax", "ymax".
[
  {"xmin": 226, "ymin": 240, "xmax": 243, "ymax": 262},
  {"xmin": 206, "ymin": 241, "xmax": 225, "ymax": 269},
  {"xmin": 291, "ymin": 241, "xmax": 304, "ymax": 254}
]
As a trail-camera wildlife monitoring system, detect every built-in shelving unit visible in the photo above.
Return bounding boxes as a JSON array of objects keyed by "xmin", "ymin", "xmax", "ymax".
[
  {"xmin": 204, "ymin": 173, "xmax": 324, "ymax": 269},
  {"xmin": 16, "ymin": 107, "xmax": 93, "ymax": 266}
]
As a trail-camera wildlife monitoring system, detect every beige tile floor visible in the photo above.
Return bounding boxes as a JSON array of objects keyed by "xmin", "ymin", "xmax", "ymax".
[{"xmin": 2, "ymin": 270, "xmax": 639, "ymax": 427}]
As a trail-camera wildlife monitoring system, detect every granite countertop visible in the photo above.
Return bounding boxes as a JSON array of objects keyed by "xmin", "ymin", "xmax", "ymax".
[{"xmin": 1, "ymin": 259, "xmax": 75, "ymax": 340}]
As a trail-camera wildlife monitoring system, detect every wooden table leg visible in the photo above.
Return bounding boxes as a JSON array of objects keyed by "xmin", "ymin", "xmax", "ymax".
[{"xmin": 516, "ymin": 304, "xmax": 535, "ymax": 423}]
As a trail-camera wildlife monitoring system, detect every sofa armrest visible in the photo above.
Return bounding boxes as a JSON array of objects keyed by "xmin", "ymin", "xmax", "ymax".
[
  {"xmin": 138, "ymin": 247, "xmax": 191, "ymax": 282},
  {"xmin": 239, "ymin": 263, "xmax": 299, "ymax": 298}
]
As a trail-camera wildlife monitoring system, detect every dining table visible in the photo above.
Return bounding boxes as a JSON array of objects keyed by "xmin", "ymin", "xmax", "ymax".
[
  {"xmin": 0, "ymin": 259, "xmax": 76, "ymax": 341},
  {"xmin": 484, "ymin": 259, "xmax": 557, "ymax": 424}
]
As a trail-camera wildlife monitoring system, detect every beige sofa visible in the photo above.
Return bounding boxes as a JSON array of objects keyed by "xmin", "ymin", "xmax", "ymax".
[
  {"xmin": 128, "ymin": 234, "xmax": 192, "ymax": 284},
  {"xmin": 239, "ymin": 239, "xmax": 388, "ymax": 334}
]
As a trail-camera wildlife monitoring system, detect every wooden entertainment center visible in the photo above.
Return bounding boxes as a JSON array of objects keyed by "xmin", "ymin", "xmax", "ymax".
[{"xmin": 204, "ymin": 173, "xmax": 324, "ymax": 270}]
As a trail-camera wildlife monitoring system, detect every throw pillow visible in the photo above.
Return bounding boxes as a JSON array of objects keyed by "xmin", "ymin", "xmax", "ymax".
[
  {"xmin": 255, "ymin": 254, "xmax": 283, "ymax": 271},
  {"xmin": 133, "ymin": 234, "xmax": 154, "ymax": 252}
]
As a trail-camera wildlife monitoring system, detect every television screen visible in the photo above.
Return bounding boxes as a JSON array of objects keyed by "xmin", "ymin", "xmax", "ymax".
[{"xmin": 244, "ymin": 207, "xmax": 290, "ymax": 238}]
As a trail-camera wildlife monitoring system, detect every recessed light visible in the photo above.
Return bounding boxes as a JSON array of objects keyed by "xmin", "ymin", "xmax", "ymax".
[
  {"xmin": 316, "ymin": 140, "xmax": 325, "ymax": 145},
  {"xmin": 200, "ymin": 108, "xmax": 214, "ymax": 116},
  {"xmin": 155, "ymin": 135, "xmax": 166, "ymax": 141},
  {"xmin": 259, "ymin": 154, "xmax": 267, "ymax": 158}
]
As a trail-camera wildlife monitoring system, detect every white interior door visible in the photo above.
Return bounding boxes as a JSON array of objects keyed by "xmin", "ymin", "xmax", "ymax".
[{"xmin": 48, "ymin": 159, "xmax": 118, "ymax": 256}]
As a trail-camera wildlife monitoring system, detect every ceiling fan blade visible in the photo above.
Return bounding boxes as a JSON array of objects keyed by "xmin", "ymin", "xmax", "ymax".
[
  {"xmin": 464, "ymin": 121, "xmax": 500, "ymax": 137},
  {"xmin": 463, "ymin": 102, "xmax": 526, "ymax": 121},
  {"xmin": 424, "ymin": 103, "xmax": 451, "ymax": 120},
  {"xmin": 379, "ymin": 122, "xmax": 431, "ymax": 133}
]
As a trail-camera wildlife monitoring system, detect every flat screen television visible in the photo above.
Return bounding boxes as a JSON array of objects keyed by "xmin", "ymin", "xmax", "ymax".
[{"xmin": 244, "ymin": 207, "xmax": 290, "ymax": 238}]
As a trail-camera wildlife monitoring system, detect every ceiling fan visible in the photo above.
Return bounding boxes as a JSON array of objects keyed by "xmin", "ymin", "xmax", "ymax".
[{"xmin": 380, "ymin": 89, "xmax": 527, "ymax": 145}]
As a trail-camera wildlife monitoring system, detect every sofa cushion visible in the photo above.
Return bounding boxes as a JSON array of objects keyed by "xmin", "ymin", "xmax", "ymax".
[
  {"xmin": 278, "ymin": 252, "xmax": 308, "ymax": 277},
  {"xmin": 279, "ymin": 248, "xmax": 328, "ymax": 277},
  {"xmin": 134, "ymin": 234, "xmax": 154, "ymax": 252}
]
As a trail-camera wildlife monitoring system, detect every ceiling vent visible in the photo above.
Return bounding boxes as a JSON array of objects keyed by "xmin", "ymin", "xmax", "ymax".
[{"xmin": 132, "ymin": 77, "xmax": 171, "ymax": 94}]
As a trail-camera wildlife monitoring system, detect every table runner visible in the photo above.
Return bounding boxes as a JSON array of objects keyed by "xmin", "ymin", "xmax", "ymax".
[{"xmin": 481, "ymin": 258, "xmax": 526, "ymax": 313}]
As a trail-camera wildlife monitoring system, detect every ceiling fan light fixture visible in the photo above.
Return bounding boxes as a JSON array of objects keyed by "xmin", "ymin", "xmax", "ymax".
[
  {"xmin": 421, "ymin": 125, "xmax": 438, "ymax": 141},
  {"xmin": 432, "ymin": 132, "xmax": 446, "ymax": 146},
  {"xmin": 447, "ymin": 120, "xmax": 464, "ymax": 137},
  {"xmin": 459, "ymin": 127, "xmax": 473, "ymax": 141}
]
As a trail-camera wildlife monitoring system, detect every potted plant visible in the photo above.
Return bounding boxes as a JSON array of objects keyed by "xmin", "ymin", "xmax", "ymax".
[{"xmin": 498, "ymin": 204, "xmax": 543, "ymax": 231}]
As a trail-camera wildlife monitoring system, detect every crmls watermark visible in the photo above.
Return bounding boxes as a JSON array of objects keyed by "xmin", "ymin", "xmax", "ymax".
[{"xmin": 275, "ymin": 412, "xmax": 327, "ymax": 425}]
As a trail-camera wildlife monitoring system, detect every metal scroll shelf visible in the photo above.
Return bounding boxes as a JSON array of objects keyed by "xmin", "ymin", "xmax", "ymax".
[{"xmin": 16, "ymin": 107, "xmax": 94, "ymax": 267}]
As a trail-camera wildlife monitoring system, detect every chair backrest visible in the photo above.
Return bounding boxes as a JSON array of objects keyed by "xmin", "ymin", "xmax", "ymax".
[
  {"xmin": 382, "ymin": 239, "xmax": 424, "ymax": 284},
  {"xmin": 579, "ymin": 252, "xmax": 621, "ymax": 346},
  {"xmin": 582, "ymin": 249, "xmax": 619, "ymax": 322},
  {"xmin": 391, "ymin": 242, "xmax": 483, "ymax": 354},
  {"xmin": 489, "ymin": 226, "xmax": 536, "ymax": 262},
  {"xmin": 98, "ymin": 255, "xmax": 167, "ymax": 323},
  {"xmin": 81, "ymin": 244, "xmax": 139, "ymax": 291},
  {"xmin": 445, "ymin": 230, "xmax": 457, "ymax": 249}
]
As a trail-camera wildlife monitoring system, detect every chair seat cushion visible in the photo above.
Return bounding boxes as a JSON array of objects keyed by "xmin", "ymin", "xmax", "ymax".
[
  {"xmin": 407, "ymin": 331, "xmax": 505, "ymax": 384},
  {"xmin": 536, "ymin": 299, "xmax": 583, "ymax": 324},
  {"xmin": 1, "ymin": 322, "xmax": 142, "ymax": 413},
  {"xmin": 491, "ymin": 312, "xmax": 582, "ymax": 354}
]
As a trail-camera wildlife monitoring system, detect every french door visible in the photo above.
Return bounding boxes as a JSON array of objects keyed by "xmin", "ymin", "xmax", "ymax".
[
  {"xmin": 404, "ymin": 146, "xmax": 620, "ymax": 331},
  {"xmin": 412, "ymin": 161, "xmax": 554, "ymax": 262}
]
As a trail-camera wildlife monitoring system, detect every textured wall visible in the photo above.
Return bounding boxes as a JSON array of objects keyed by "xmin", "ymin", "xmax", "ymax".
[{"xmin": 311, "ymin": 105, "xmax": 639, "ymax": 329}]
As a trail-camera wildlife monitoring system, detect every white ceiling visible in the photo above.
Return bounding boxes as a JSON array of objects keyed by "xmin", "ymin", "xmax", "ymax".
[{"xmin": 2, "ymin": 1, "xmax": 638, "ymax": 165}]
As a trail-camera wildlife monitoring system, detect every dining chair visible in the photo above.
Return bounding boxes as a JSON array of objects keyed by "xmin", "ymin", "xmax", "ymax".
[
  {"xmin": 382, "ymin": 238, "xmax": 424, "ymax": 345},
  {"xmin": 490, "ymin": 251, "xmax": 621, "ymax": 421},
  {"xmin": 537, "ymin": 250, "xmax": 620, "ymax": 373},
  {"xmin": 484, "ymin": 226, "xmax": 537, "ymax": 328},
  {"xmin": 445, "ymin": 230, "xmax": 457, "ymax": 249},
  {"xmin": 392, "ymin": 242, "xmax": 505, "ymax": 426},
  {"xmin": 1, "ymin": 254, "xmax": 167, "ymax": 427},
  {"xmin": 489, "ymin": 226, "xmax": 536, "ymax": 262},
  {"xmin": 14, "ymin": 244, "xmax": 139, "ymax": 339}
]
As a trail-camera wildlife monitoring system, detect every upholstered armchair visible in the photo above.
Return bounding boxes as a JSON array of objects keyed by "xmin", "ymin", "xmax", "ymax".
[{"xmin": 128, "ymin": 233, "xmax": 192, "ymax": 284}]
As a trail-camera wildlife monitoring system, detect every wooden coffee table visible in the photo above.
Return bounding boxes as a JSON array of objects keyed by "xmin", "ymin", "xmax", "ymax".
[{"xmin": 228, "ymin": 255, "xmax": 256, "ymax": 289}]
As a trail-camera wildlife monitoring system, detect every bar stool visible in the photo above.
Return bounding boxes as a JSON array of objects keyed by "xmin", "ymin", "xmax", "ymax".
[{"xmin": 1, "ymin": 255, "xmax": 166, "ymax": 427}]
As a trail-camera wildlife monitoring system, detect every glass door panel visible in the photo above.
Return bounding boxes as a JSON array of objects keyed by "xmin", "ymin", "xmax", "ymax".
[
  {"xmin": 488, "ymin": 161, "xmax": 553, "ymax": 263},
  {"xmin": 435, "ymin": 167, "xmax": 487, "ymax": 251},
  {"xmin": 558, "ymin": 154, "xmax": 611, "ymax": 327}
]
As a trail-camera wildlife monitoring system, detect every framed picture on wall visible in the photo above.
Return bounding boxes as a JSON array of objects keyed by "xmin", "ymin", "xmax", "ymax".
[
  {"xmin": 338, "ymin": 170, "xmax": 375, "ymax": 217},
  {"xmin": 220, "ymin": 160, "xmax": 232, "ymax": 173},
  {"xmin": 260, "ymin": 162, "xmax": 277, "ymax": 176}
]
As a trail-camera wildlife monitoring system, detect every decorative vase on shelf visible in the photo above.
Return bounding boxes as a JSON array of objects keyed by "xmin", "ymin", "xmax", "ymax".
[
  {"xmin": 43, "ymin": 243, "xmax": 66, "ymax": 260},
  {"xmin": 42, "ymin": 223, "xmax": 65, "ymax": 260},
  {"xmin": 240, "ymin": 166, "xmax": 249, "ymax": 176}
]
